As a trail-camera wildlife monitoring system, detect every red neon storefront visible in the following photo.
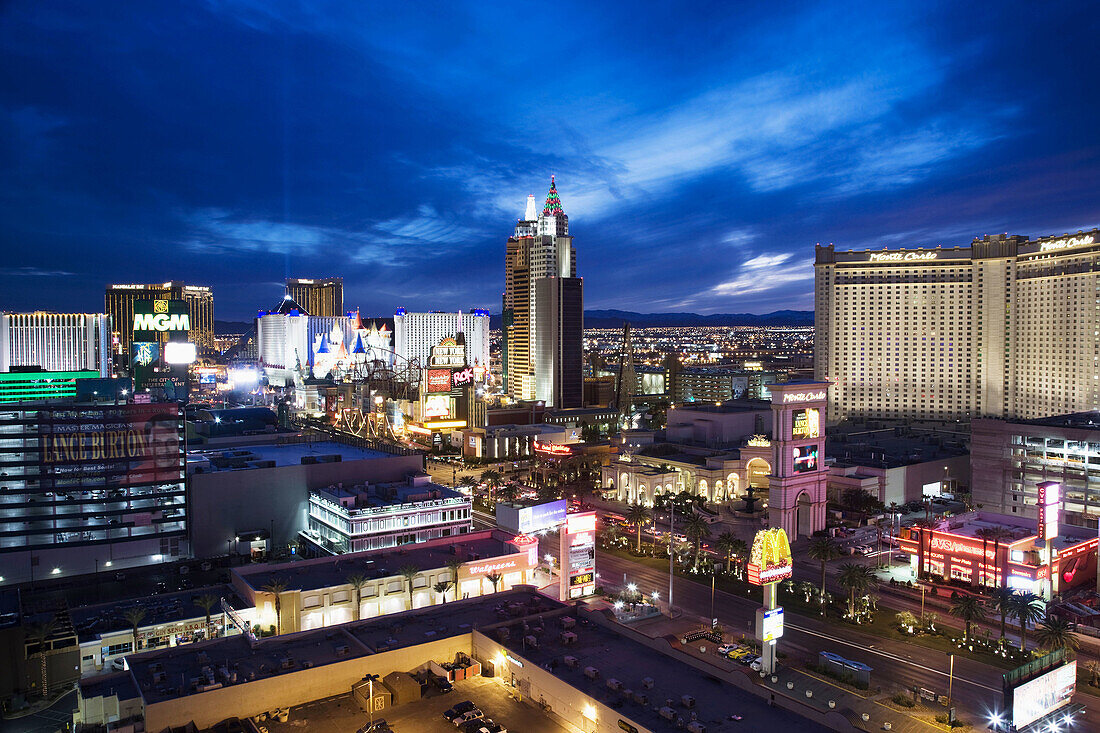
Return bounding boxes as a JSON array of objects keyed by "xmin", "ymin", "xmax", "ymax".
[{"xmin": 898, "ymin": 524, "xmax": 1096, "ymax": 595}]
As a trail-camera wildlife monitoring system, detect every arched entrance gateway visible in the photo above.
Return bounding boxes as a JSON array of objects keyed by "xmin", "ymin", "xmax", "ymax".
[{"xmin": 766, "ymin": 382, "xmax": 829, "ymax": 541}]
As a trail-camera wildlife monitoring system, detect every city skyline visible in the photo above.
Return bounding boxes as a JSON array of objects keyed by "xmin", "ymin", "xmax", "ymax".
[{"xmin": 2, "ymin": 2, "xmax": 1099, "ymax": 319}]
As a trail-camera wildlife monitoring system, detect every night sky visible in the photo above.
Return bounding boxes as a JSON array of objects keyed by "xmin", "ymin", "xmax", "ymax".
[{"xmin": 2, "ymin": 1, "xmax": 1098, "ymax": 320}]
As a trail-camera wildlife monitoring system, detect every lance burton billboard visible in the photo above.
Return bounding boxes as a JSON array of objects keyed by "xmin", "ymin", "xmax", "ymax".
[
  {"xmin": 747, "ymin": 528, "xmax": 793, "ymax": 585},
  {"xmin": 37, "ymin": 403, "xmax": 182, "ymax": 487}
]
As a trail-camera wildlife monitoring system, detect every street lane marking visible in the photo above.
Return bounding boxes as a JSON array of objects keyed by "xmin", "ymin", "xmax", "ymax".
[{"xmin": 787, "ymin": 623, "xmax": 1000, "ymax": 693}]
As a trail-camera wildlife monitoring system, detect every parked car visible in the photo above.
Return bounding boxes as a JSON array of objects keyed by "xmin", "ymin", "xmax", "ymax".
[
  {"xmin": 430, "ymin": 674, "xmax": 454, "ymax": 693},
  {"xmin": 475, "ymin": 721, "xmax": 507, "ymax": 733},
  {"xmin": 727, "ymin": 648, "xmax": 753, "ymax": 661},
  {"xmin": 443, "ymin": 701, "xmax": 476, "ymax": 722},
  {"xmin": 749, "ymin": 659, "xmax": 763, "ymax": 672},
  {"xmin": 452, "ymin": 709, "xmax": 485, "ymax": 727},
  {"xmin": 738, "ymin": 654, "xmax": 759, "ymax": 667},
  {"xmin": 717, "ymin": 643, "xmax": 737, "ymax": 655}
]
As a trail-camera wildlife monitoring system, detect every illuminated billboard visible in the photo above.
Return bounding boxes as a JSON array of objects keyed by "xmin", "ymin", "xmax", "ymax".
[
  {"xmin": 163, "ymin": 341, "xmax": 197, "ymax": 364},
  {"xmin": 792, "ymin": 408, "xmax": 820, "ymax": 440},
  {"xmin": 1012, "ymin": 660, "xmax": 1076, "ymax": 730},
  {"xmin": 747, "ymin": 528, "xmax": 793, "ymax": 585},
  {"xmin": 793, "ymin": 445, "xmax": 819, "ymax": 473},
  {"xmin": 38, "ymin": 403, "xmax": 183, "ymax": 487},
  {"xmin": 560, "ymin": 511, "xmax": 596, "ymax": 600},
  {"xmin": 426, "ymin": 369, "xmax": 452, "ymax": 393},
  {"xmin": 1037, "ymin": 481, "xmax": 1060, "ymax": 542},
  {"xmin": 424, "ymin": 394, "xmax": 450, "ymax": 419},
  {"xmin": 517, "ymin": 500, "xmax": 567, "ymax": 533},
  {"xmin": 760, "ymin": 607, "xmax": 784, "ymax": 642},
  {"xmin": 132, "ymin": 299, "xmax": 190, "ymax": 339}
]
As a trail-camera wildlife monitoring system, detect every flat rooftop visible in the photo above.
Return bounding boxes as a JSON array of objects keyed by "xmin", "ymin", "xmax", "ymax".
[
  {"xmin": 124, "ymin": 588, "xmax": 560, "ymax": 705},
  {"xmin": 70, "ymin": 584, "xmax": 249, "ymax": 643},
  {"xmin": 79, "ymin": 670, "xmax": 139, "ymax": 702},
  {"xmin": 498, "ymin": 610, "xmax": 828, "ymax": 732},
  {"xmin": 129, "ymin": 627, "xmax": 373, "ymax": 704},
  {"xmin": 189, "ymin": 440, "xmax": 396, "ymax": 470},
  {"xmin": 1011, "ymin": 411, "xmax": 1100, "ymax": 431},
  {"xmin": 234, "ymin": 530, "xmax": 517, "ymax": 593},
  {"xmin": 316, "ymin": 482, "xmax": 464, "ymax": 509},
  {"xmin": 908, "ymin": 511, "xmax": 1096, "ymax": 551},
  {"xmin": 827, "ymin": 430, "xmax": 968, "ymax": 467},
  {"xmin": 671, "ymin": 400, "xmax": 771, "ymax": 414}
]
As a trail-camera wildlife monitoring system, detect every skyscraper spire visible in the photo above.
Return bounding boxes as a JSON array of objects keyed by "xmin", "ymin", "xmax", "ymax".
[
  {"xmin": 523, "ymin": 194, "xmax": 538, "ymax": 221},
  {"xmin": 543, "ymin": 175, "xmax": 564, "ymax": 216}
]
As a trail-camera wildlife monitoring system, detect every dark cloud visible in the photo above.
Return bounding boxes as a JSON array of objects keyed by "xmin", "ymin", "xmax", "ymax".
[{"xmin": 1, "ymin": 0, "xmax": 1098, "ymax": 318}]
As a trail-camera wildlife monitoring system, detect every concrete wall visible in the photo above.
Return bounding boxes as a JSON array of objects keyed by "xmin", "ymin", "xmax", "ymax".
[
  {"xmin": 885, "ymin": 454, "xmax": 970, "ymax": 506},
  {"xmin": 473, "ymin": 630, "xmax": 635, "ymax": 733},
  {"xmin": 143, "ymin": 632, "xmax": 473, "ymax": 732},
  {"xmin": 189, "ymin": 453, "xmax": 424, "ymax": 558}
]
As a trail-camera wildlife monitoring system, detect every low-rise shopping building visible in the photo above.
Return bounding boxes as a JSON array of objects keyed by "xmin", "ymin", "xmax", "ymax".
[
  {"xmin": 897, "ymin": 511, "xmax": 1097, "ymax": 598},
  {"xmin": 230, "ymin": 529, "xmax": 540, "ymax": 635}
]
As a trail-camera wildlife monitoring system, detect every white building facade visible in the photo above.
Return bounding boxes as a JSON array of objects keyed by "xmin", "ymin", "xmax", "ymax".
[
  {"xmin": 393, "ymin": 309, "xmax": 490, "ymax": 372},
  {"xmin": 815, "ymin": 230, "xmax": 1100, "ymax": 421},
  {"xmin": 0, "ymin": 312, "xmax": 112, "ymax": 376}
]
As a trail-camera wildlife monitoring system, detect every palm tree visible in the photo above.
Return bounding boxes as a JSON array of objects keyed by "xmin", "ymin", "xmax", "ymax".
[
  {"xmin": 982, "ymin": 526, "xmax": 1015, "ymax": 589},
  {"xmin": 479, "ymin": 469, "xmax": 503, "ymax": 502},
  {"xmin": 446, "ymin": 558, "xmax": 464, "ymax": 602},
  {"xmin": 730, "ymin": 538, "xmax": 748, "ymax": 578},
  {"xmin": 123, "ymin": 606, "xmax": 147, "ymax": 650},
  {"xmin": 195, "ymin": 593, "xmax": 220, "ymax": 637},
  {"xmin": 1009, "ymin": 591, "xmax": 1045, "ymax": 651},
  {"xmin": 484, "ymin": 571, "xmax": 503, "ymax": 593},
  {"xmin": 433, "ymin": 581, "xmax": 452, "ymax": 604},
  {"xmin": 1035, "ymin": 615, "xmax": 1079, "ymax": 654},
  {"xmin": 990, "ymin": 586, "xmax": 1015, "ymax": 645},
  {"xmin": 398, "ymin": 564, "xmax": 420, "ymax": 610},
  {"xmin": 625, "ymin": 502, "xmax": 650, "ymax": 553},
  {"xmin": 949, "ymin": 595, "xmax": 988, "ymax": 640},
  {"xmin": 260, "ymin": 577, "xmax": 288, "ymax": 635},
  {"xmin": 26, "ymin": 616, "xmax": 57, "ymax": 698},
  {"xmin": 345, "ymin": 573, "xmax": 368, "ymax": 621},
  {"xmin": 836, "ymin": 563, "xmax": 876, "ymax": 619},
  {"xmin": 715, "ymin": 531, "xmax": 738, "ymax": 573},
  {"xmin": 912, "ymin": 517, "xmax": 938, "ymax": 579},
  {"xmin": 497, "ymin": 482, "xmax": 520, "ymax": 503},
  {"xmin": 681, "ymin": 513, "xmax": 711, "ymax": 569},
  {"xmin": 807, "ymin": 537, "xmax": 842, "ymax": 611},
  {"xmin": 603, "ymin": 523, "xmax": 622, "ymax": 546}
]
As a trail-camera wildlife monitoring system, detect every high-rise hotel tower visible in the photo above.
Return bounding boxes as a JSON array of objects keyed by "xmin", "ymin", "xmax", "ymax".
[
  {"xmin": 503, "ymin": 177, "xmax": 583, "ymax": 408},
  {"xmin": 815, "ymin": 229, "xmax": 1100, "ymax": 422}
]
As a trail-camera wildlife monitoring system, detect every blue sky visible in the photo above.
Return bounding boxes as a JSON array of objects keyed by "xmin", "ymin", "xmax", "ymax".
[{"xmin": 2, "ymin": 1, "xmax": 1098, "ymax": 319}]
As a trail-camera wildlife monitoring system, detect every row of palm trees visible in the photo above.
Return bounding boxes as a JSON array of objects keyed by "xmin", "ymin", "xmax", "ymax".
[
  {"xmin": 622, "ymin": 502, "xmax": 745, "ymax": 572},
  {"xmin": 948, "ymin": 589, "xmax": 1078, "ymax": 654}
]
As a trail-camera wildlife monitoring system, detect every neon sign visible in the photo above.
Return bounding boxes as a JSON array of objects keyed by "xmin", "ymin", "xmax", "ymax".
[
  {"xmin": 452, "ymin": 367, "xmax": 475, "ymax": 386},
  {"xmin": 929, "ymin": 536, "xmax": 996, "ymax": 560},
  {"xmin": 426, "ymin": 369, "xmax": 452, "ymax": 393},
  {"xmin": 782, "ymin": 391, "xmax": 826, "ymax": 403},
  {"xmin": 1039, "ymin": 235, "xmax": 1094, "ymax": 252},
  {"xmin": 534, "ymin": 441, "xmax": 573, "ymax": 456},
  {"xmin": 868, "ymin": 251, "xmax": 938, "ymax": 262}
]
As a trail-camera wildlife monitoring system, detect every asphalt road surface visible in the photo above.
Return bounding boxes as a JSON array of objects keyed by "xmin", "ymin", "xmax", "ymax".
[{"xmin": 539, "ymin": 531, "xmax": 1098, "ymax": 727}]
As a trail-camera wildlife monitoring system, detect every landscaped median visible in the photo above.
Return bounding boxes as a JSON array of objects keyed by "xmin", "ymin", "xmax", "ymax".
[{"xmin": 596, "ymin": 540, "xmax": 1033, "ymax": 672}]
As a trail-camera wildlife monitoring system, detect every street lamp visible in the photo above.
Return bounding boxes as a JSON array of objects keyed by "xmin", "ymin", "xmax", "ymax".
[{"xmin": 364, "ymin": 673, "xmax": 380, "ymax": 726}]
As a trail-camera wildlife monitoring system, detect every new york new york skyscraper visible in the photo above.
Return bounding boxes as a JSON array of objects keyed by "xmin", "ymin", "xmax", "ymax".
[{"xmin": 502, "ymin": 177, "xmax": 583, "ymax": 408}]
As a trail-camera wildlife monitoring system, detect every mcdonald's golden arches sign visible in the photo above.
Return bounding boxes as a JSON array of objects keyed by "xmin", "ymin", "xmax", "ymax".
[{"xmin": 747, "ymin": 528, "xmax": 793, "ymax": 585}]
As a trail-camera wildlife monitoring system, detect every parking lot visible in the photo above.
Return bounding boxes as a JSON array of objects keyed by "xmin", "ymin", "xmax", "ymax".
[{"xmin": 263, "ymin": 674, "xmax": 569, "ymax": 733}]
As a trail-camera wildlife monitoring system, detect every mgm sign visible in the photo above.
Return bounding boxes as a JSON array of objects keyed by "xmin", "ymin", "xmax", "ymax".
[{"xmin": 133, "ymin": 300, "xmax": 190, "ymax": 339}]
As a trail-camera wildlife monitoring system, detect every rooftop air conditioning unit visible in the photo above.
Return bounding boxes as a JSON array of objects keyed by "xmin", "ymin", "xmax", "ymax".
[
  {"xmin": 641, "ymin": 677, "xmax": 654, "ymax": 689},
  {"xmin": 606, "ymin": 678, "xmax": 622, "ymax": 691},
  {"xmin": 335, "ymin": 645, "xmax": 350, "ymax": 657},
  {"xmin": 584, "ymin": 666, "xmax": 599, "ymax": 679},
  {"xmin": 563, "ymin": 656, "xmax": 578, "ymax": 668}
]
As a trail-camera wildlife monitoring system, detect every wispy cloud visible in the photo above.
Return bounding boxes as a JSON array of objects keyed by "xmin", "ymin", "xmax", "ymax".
[
  {"xmin": 708, "ymin": 252, "xmax": 815, "ymax": 298},
  {"xmin": 0, "ymin": 266, "xmax": 75, "ymax": 277}
]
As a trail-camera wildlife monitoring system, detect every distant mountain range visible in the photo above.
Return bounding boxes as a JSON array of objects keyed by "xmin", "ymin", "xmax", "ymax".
[
  {"xmin": 215, "ymin": 310, "xmax": 814, "ymax": 336},
  {"xmin": 489, "ymin": 309, "xmax": 814, "ymax": 329}
]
